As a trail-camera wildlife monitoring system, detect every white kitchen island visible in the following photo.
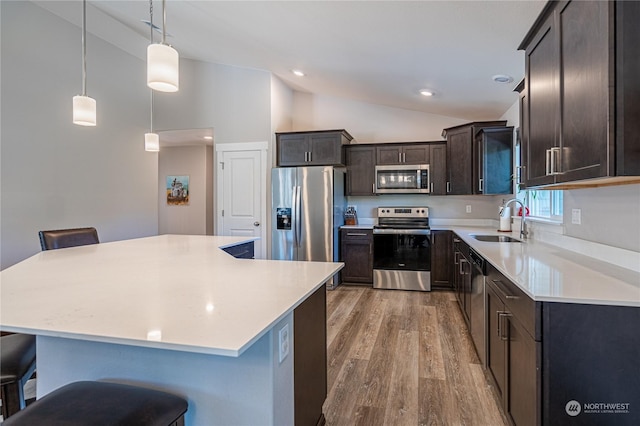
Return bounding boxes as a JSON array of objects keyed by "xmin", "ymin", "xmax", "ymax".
[{"xmin": 0, "ymin": 235, "xmax": 342, "ymax": 425}]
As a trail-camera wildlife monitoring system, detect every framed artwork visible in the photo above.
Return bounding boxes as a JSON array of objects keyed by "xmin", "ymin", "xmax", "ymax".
[{"xmin": 166, "ymin": 175, "xmax": 190, "ymax": 205}]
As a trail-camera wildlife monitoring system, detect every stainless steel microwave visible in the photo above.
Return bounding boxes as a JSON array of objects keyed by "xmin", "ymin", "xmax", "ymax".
[{"xmin": 374, "ymin": 164, "xmax": 430, "ymax": 194}]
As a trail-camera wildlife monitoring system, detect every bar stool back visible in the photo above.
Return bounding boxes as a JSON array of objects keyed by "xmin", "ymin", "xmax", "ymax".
[{"xmin": 2, "ymin": 381, "xmax": 188, "ymax": 426}]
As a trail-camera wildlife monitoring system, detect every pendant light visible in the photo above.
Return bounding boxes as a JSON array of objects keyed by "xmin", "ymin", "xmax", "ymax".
[
  {"xmin": 147, "ymin": 0, "xmax": 179, "ymax": 92},
  {"xmin": 145, "ymin": 0, "xmax": 160, "ymax": 152},
  {"xmin": 73, "ymin": 0, "xmax": 96, "ymax": 126}
]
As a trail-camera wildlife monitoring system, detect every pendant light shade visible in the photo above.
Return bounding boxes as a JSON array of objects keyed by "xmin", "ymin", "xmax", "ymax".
[
  {"xmin": 147, "ymin": 0, "xmax": 179, "ymax": 92},
  {"xmin": 147, "ymin": 43, "xmax": 179, "ymax": 92},
  {"xmin": 73, "ymin": 0, "xmax": 96, "ymax": 126},
  {"xmin": 145, "ymin": 132, "xmax": 160, "ymax": 152},
  {"xmin": 73, "ymin": 95, "xmax": 97, "ymax": 126}
]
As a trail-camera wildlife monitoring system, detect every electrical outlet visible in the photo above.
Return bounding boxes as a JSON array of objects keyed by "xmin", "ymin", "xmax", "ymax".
[
  {"xmin": 466, "ymin": 205, "xmax": 472, "ymax": 213},
  {"xmin": 571, "ymin": 209, "xmax": 582, "ymax": 225},
  {"xmin": 278, "ymin": 324, "xmax": 290, "ymax": 363}
]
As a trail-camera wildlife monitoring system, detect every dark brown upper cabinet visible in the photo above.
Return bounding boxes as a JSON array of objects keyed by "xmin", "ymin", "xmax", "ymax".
[
  {"xmin": 442, "ymin": 121, "xmax": 507, "ymax": 195},
  {"xmin": 276, "ymin": 130, "xmax": 353, "ymax": 167},
  {"xmin": 376, "ymin": 143, "xmax": 430, "ymax": 165},
  {"xmin": 345, "ymin": 145, "xmax": 376, "ymax": 196},
  {"xmin": 519, "ymin": 0, "xmax": 640, "ymax": 188},
  {"xmin": 474, "ymin": 127, "xmax": 514, "ymax": 195}
]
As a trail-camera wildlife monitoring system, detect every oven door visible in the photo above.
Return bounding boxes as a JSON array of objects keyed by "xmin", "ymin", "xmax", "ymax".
[{"xmin": 373, "ymin": 229, "xmax": 431, "ymax": 291}]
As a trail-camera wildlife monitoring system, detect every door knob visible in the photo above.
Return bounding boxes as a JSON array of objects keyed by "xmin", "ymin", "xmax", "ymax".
[{"xmin": 254, "ymin": 222, "xmax": 260, "ymax": 227}]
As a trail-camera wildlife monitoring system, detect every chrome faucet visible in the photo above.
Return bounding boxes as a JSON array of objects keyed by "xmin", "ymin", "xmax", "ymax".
[{"xmin": 501, "ymin": 198, "xmax": 527, "ymax": 240}]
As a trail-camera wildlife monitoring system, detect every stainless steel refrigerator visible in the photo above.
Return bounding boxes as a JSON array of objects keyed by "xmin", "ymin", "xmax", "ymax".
[{"xmin": 272, "ymin": 166, "xmax": 345, "ymax": 288}]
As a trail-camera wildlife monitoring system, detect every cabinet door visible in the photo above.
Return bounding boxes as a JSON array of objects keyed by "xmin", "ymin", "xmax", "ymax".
[
  {"xmin": 430, "ymin": 230, "xmax": 452, "ymax": 288},
  {"xmin": 429, "ymin": 143, "xmax": 448, "ymax": 195},
  {"xmin": 558, "ymin": 0, "xmax": 610, "ymax": 182},
  {"xmin": 308, "ymin": 133, "xmax": 344, "ymax": 165},
  {"xmin": 524, "ymin": 14, "xmax": 558, "ymax": 186},
  {"xmin": 403, "ymin": 144, "xmax": 430, "ymax": 164},
  {"xmin": 278, "ymin": 134, "xmax": 309, "ymax": 166},
  {"xmin": 486, "ymin": 283, "xmax": 506, "ymax": 401},
  {"xmin": 346, "ymin": 146, "xmax": 376, "ymax": 196},
  {"xmin": 294, "ymin": 286, "xmax": 327, "ymax": 426},
  {"xmin": 506, "ymin": 316, "xmax": 540, "ymax": 426},
  {"xmin": 446, "ymin": 127, "xmax": 473, "ymax": 194},
  {"xmin": 340, "ymin": 230, "xmax": 373, "ymax": 284},
  {"xmin": 376, "ymin": 145, "xmax": 403, "ymax": 165}
]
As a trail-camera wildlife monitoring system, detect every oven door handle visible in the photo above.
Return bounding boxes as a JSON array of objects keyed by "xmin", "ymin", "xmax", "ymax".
[{"xmin": 373, "ymin": 228, "xmax": 431, "ymax": 235}]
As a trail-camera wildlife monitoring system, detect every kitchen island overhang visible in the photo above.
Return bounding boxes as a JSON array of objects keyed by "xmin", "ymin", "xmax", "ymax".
[{"xmin": 0, "ymin": 235, "xmax": 343, "ymax": 425}]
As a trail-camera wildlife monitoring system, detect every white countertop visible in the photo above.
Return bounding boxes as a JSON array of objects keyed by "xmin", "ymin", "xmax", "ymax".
[
  {"xmin": 442, "ymin": 227, "xmax": 640, "ymax": 307},
  {"xmin": 0, "ymin": 235, "xmax": 343, "ymax": 356}
]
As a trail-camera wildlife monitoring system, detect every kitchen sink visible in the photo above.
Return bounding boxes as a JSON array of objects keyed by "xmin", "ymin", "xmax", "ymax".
[{"xmin": 471, "ymin": 234, "xmax": 521, "ymax": 243}]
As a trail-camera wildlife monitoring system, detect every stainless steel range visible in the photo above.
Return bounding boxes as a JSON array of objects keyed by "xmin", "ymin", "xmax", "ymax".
[{"xmin": 373, "ymin": 207, "xmax": 431, "ymax": 291}]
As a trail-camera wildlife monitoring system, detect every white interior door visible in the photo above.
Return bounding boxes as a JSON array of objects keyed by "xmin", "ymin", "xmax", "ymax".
[{"xmin": 216, "ymin": 142, "xmax": 267, "ymax": 259}]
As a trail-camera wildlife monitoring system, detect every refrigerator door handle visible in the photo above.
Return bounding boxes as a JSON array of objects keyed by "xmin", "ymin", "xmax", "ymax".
[
  {"xmin": 291, "ymin": 185, "xmax": 298, "ymax": 247},
  {"xmin": 295, "ymin": 185, "xmax": 302, "ymax": 247}
]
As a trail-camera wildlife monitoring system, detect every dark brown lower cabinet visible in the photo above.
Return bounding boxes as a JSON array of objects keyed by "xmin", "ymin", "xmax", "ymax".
[
  {"xmin": 486, "ymin": 265, "xmax": 540, "ymax": 426},
  {"xmin": 340, "ymin": 229, "xmax": 373, "ymax": 285},
  {"xmin": 485, "ymin": 264, "xmax": 640, "ymax": 426},
  {"xmin": 294, "ymin": 286, "xmax": 327, "ymax": 426},
  {"xmin": 430, "ymin": 230, "xmax": 452, "ymax": 288}
]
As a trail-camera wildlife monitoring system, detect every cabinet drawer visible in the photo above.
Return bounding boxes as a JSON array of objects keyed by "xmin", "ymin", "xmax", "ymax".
[
  {"xmin": 341, "ymin": 229, "xmax": 372, "ymax": 240},
  {"xmin": 487, "ymin": 264, "xmax": 540, "ymax": 340}
]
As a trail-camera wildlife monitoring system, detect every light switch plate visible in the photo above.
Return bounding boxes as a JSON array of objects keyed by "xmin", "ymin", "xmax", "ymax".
[
  {"xmin": 466, "ymin": 205, "xmax": 472, "ymax": 213},
  {"xmin": 278, "ymin": 324, "xmax": 290, "ymax": 363},
  {"xmin": 571, "ymin": 209, "xmax": 581, "ymax": 225}
]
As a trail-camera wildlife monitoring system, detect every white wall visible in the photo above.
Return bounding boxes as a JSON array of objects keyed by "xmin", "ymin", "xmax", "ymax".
[
  {"xmin": 154, "ymin": 60, "xmax": 272, "ymax": 145},
  {"xmin": 158, "ymin": 146, "xmax": 213, "ymax": 236},
  {"xmin": 292, "ymin": 92, "xmax": 466, "ymax": 143},
  {"xmin": 1, "ymin": 1, "xmax": 158, "ymax": 269}
]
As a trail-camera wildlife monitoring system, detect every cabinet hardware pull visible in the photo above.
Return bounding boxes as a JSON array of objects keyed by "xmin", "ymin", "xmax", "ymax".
[
  {"xmin": 372, "ymin": 183, "xmax": 376, "ymax": 194},
  {"xmin": 498, "ymin": 311, "xmax": 512, "ymax": 340},
  {"xmin": 550, "ymin": 147, "xmax": 560, "ymax": 175},
  {"xmin": 459, "ymin": 258, "xmax": 467, "ymax": 274},
  {"xmin": 453, "ymin": 238, "xmax": 461, "ymax": 243},
  {"xmin": 308, "ymin": 151, "xmax": 312, "ymax": 162},
  {"xmin": 479, "ymin": 178, "xmax": 483, "ymax": 192},
  {"xmin": 403, "ymin": 152, "xmax": 406, "ymax": 163},
  {"xmin": 347, "ymin": 233, "xmax": 367, "ymax": 236},
  {"xmin": 446, "ymin": 181, "xmax": 451, "ymax": 193},
  {"xmin": 516, "ymin": 166, "xmax": 524, "ymax": 184},
  {"xmin": 430, "ymin": 182, "xmax": 434, "ymax": 192},
  {"xmin": 454, "ymin": 251, "xmax": 460, "ymax": 265},
  {"xmin": 545, "ymin": 149, "xmax": 551, "ymax": 176},
  {"xmin": 492, "ymin": 279, "xmax": 519, "ymax": 300}
]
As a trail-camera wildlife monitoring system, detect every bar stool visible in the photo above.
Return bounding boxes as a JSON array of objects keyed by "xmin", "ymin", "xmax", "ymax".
[
  {"xmin": 0, "ymin": 334, "xmax": 36, "ymax": 419},
  {"xmin": 3, "ymin": 381, "xmax": 188, "ymax": 425},
  {"xmin": 0, "ymin": 227, "xmax": 103, "ymax": 419},
  {"xmin": 38, "ymin": 227, "xmax": 99, "ymax": 250}
]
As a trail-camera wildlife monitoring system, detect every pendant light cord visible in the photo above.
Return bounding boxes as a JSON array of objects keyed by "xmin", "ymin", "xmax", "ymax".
[
  {"xmin": 150, "ymin": 0, "xmax": 154, "ymax": 132},
  {"xmin": 162, "ymin": 0, "xmax": 167, "ymax": 45},
  {"xmin": 81, "ymin": 0, "xmax": 87, "ymax": 96}
]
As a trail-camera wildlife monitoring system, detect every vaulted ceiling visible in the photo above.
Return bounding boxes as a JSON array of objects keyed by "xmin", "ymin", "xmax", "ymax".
[{"xmin": 37, "ymin": 0, "xmax": 546, "ymax": 121}]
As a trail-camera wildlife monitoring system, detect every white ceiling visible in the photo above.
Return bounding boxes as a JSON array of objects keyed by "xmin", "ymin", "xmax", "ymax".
[{"xmin": 37, "ymin": 0, "xmax": 546, "ymax": 121}]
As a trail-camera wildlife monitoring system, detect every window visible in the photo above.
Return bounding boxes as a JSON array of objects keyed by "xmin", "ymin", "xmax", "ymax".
[{"xmin": 524, "ymin": 190, "xmax": 563, "ymax": 221}]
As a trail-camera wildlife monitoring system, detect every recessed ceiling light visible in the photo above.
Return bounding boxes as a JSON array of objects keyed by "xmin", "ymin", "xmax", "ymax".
[
  {"xmin": 419, "ymin": 90, "xmax": 434, "ymax": 97},
  {"xmin": 492, "ymin": 74, "xmax": 514, "ymax": 84},
  {"xmin": 203, "ymin": 136, "xmax": 213, "ymax": 140},
  {"xmin": 292, "ymin": 69, "xmax": 305, "ymax": 77}
]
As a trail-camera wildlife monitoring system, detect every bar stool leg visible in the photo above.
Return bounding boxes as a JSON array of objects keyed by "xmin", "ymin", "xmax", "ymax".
[{"xmin": 1, "ymin": 381, "xmax": 23, "ymax": 419}]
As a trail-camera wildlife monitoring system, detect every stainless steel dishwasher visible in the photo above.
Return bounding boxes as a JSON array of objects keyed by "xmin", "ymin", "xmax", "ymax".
[{"xmin": 469, "ymin": 247, "xmax": 487, "ymax": 367}]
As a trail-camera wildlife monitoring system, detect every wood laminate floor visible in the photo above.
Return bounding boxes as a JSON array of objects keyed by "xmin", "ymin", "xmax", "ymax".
[{"xmin": 324, "ymin": 286, "xmax": 508, "ymax": 426}]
